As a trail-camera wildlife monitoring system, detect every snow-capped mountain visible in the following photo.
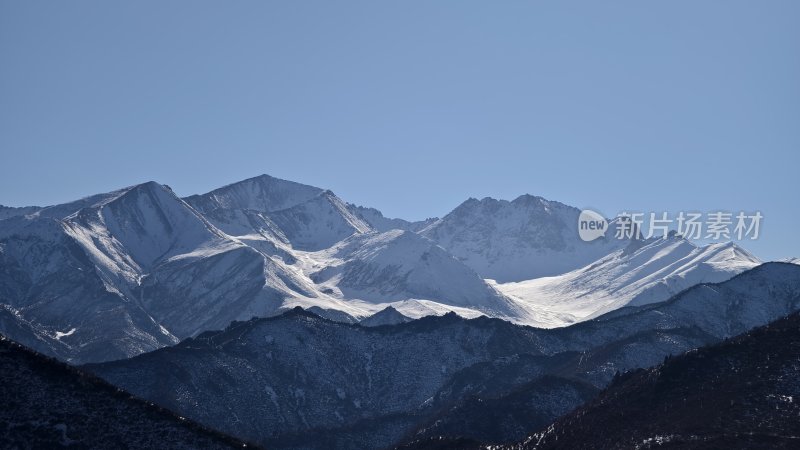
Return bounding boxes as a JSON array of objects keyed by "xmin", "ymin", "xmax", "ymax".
[
  {"xmin": 184, "ymin": 174, "xmax": 374, "ymax": 251},
  {"xmin": 0, "ymin": 174, "xmax": 768, "ymax": 363},
  {"xmin": 0, "ymin": 178, "xmax": 506, "ymax": 362},
  {"xmin": 67, "ymin": 181, "xmax": 238, "ymax": 275},
  {"xmin": 0, "ymin": 181, "xmax": 320, "ymax": 362},
  {"xmin": 492, "ymin": 234, "xmax": 761, "ymax": 327},
  {"xmin": 87, "ymin": 263, "xmax": 800, "ymax": 450},
  {"xmin": 420, "ymin": 195, "xmax": 629, "ymax": 282},
  {"xmin": 267, "ymin": 190, "xmax": 373, "ymax": 251}
]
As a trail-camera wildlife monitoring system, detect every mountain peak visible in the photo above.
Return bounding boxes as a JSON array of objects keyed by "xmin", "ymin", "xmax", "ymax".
[
  {"xmin": 116, "ymin": 180, "xmax": 170, "ymax": 199},
  {"xmin": 511, "ymin": 193, "xmax": 571, "ymax": 210},
  {"xmin": 445, "ymin": 194, "xmax": 577, "ymax": 223},
  {"xmin": 76, "ymin": 180, "xmax": 232, "ymax": 271},
  {"xmin": 184, "ymin": 174, "xmax": 324, "ymax": 214},
  {"xmin": 423, "ymin": 193, "xmax": 630, "ymax": 281},
  {"xmin": 319, "ymin": 189, "xmax": 338, "ymax": 199},
  {"xmin": 359, "ymin": 306, "xmax": 412, "ymax": 327}
]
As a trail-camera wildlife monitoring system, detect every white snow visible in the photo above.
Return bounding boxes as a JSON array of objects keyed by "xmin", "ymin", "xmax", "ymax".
[
  {"xmin": 294, "ymin": 229, "xmax": 522, "ymax": 317},
  {"xmin": 491, "ymin": 237, "xmax": 761, "ymax": 328},
  {"xmin": 54, "ymin": 328, "xmax": 76, "ymax": 340},
  {"xmin": 267, "ymin": 191, "xmax": 373, "ymax": 251}
]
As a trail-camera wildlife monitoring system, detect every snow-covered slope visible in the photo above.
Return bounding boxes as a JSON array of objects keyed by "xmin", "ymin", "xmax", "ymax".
[
  {"xmin": 304, "ymin": 230, "xmax": 522, "ymax": 318},
  {"xmin": 421, "ymin": 195, "xmax": 629, "ymax": 282},
  {"xmin": 0, "ymin": 181, "xmax": 309, "ymax": 362},
  {"xmin": 492, "ymin": 235, "xmax": 761, "ymax": 328},
  {"xmin": 0, "ymin": 213, "xmax": 179, "ymax": 363},
  {"xmin": 546, "ymin": 262, "xmax": 800, "ymax": 355},
  {"xmin": 35, "ymin": 189, "xmax": 130, "ymax": 220},
  {"xmin": 68, "ymin": 181, "xmax": 238, "ymax": 273},
  {"xmin": 184, "ymin": 174, "xmax": 324, "ymax": 215},
  {"xmin": 185, "ymin": 175, "xmax": 374, "ymax": 251},
  {"xmin": 267, "ymin": 190, "xmax": 373, "ymax": 251},
  {"xmin": 183, "ymin": 174, "xmax": 337, "ymax": 250},
  {"xmin": 55, "ymin": 182, "xmax": 333, "ymax": 341}
]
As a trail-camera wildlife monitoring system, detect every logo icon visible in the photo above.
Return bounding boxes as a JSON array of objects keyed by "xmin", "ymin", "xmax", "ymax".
[{"xmin": 578, "ymin": 209, "xmax": 608, "ymax": 242}]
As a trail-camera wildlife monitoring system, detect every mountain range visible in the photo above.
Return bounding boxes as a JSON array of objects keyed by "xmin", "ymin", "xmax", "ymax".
[
  {"xmin": 0, "ymin": 174, "xmax": 763, "ymax": 364},
  {"xmin": 84, "ymin": 263, "xmax": 800, "ymax": 449},
  {"xmin": 1, "ymin": 174, "xmax": 798, "ymax": 449}
]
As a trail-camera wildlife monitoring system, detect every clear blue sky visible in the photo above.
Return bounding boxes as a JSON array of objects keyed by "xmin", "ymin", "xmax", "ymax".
[{"xmin": 1, "ymin": 1, "xmax": 798, "ymax": 260}]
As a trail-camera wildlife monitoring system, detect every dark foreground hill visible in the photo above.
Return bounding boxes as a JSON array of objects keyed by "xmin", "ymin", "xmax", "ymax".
[
  {"xmin": 509, "ymin": 311, "xmax": 800, "ymax": 449},
  {"xmin": 0, "ymin": 334, "xmax": 250, "ymax": 449}
]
